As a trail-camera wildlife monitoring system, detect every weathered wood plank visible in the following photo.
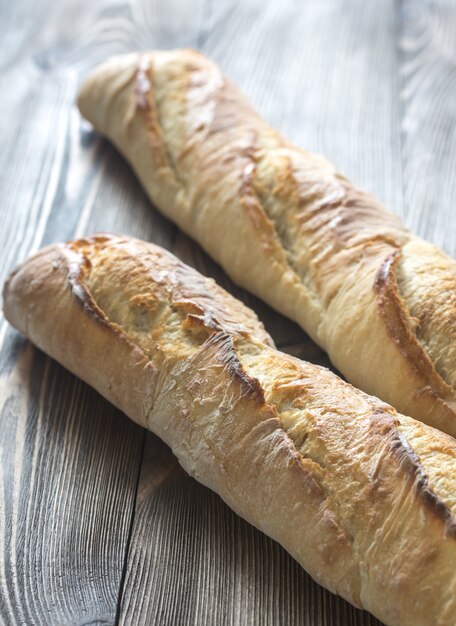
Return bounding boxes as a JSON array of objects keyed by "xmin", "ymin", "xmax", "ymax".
[
  {"xmin": 1, "ymin": 0, "xmax": 234, "ymax": 624},
  {"xmin": 399, "ymin": 0, "xmax": 456, "ymax": 255},
  {"xmin": 0, "ymin": 1, "xmax": 155, "ymax": 619},
  {"xmin": 0, "ymin": 0, "xmax": 172, "ymax": 624},
  {"xmin": 201, "ymin": 0, "xmax": 403, "ymax": 214},
  {"xmin": 0, "ymin": 334, "xmax": 144, "ymax": 625}
]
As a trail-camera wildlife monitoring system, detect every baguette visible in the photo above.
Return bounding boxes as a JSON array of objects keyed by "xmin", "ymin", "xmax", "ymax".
[
  {"xmin": 77, "ymin": 49, "xmax": 456, "ymax": 437},
  {"xmin": 3, "ymin": 234, "xmax": 456, "ymax": 626}
]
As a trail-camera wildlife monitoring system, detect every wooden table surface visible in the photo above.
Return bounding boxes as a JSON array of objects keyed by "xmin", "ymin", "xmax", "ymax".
[{"xmin": 1, "ymin": 0, "xmax": 455, "ymax": 624}]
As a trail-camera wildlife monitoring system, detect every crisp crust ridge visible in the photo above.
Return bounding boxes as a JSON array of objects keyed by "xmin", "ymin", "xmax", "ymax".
[{"xmin": 375, "ymin": 251, "xmax": 455, "ymax": 402}]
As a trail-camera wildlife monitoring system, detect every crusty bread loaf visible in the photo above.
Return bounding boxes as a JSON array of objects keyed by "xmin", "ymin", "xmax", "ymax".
[
  {"xmin": 77, "ymin": 49, "xmax": 456, "ymax": 438},
  {"xmin": 4, "ymin": 234, "xmax": 456, "ymax": 626}
]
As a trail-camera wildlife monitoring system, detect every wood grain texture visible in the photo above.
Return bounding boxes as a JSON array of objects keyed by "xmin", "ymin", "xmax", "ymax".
[
  {"xmin": 0, "ymin": 0, "xmax": 454, "ymax": 624},
  {"xmin": 0, "ymin": 335, "xmax": 145, "ymax": 625},
  {"xmin": 399, "ymin": 0, "xmax": 456, "ymax": 256},
  {"xmin": 0, "ymin": 1, "xmax": 148, "ymax": 623},
  {"xmin": 199, "ymin": 0, "xmax": 404, "ymax": 213}
]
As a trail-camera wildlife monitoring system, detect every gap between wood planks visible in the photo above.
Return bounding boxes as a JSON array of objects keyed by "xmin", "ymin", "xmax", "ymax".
[{"xmin": 114, "ymin": 429, "xmax": 147, "ymax": 625}]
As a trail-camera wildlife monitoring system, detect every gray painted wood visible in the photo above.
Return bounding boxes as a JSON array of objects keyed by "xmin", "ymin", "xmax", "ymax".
[
  {"xmin": 0, "ymin": 336, "xmax": 145, "ymax": 625},
  {"xmin": 201, "ymin": 0, "xmax": 404, "ymax": 214},
  {"xmin": 0, "ymin": 0, "xmax": 454, "ymax": 624},
  {"xmin": 399, "ymin": 0, "xmax": 456, "ymax": 255},
  {"xmin": 0, "ymin": 1, "xmax": 148, "ymax": 624}
]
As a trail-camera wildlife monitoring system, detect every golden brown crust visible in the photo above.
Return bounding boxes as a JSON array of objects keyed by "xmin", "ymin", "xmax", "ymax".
[
  {"xmin": 375, "ymin": 251, "xmax": 456, "ymax": 409},
  {"xmin": 396, "ymin": 239, "xmax": 456, "ymax": 391},
  {"xmin": 77, "ymin": 49, "xmax": 456, "ymax": 437},
  {"xmin": 389, "ymin": 426, "xmax": 456, "ymax": 536},
  {"xmin": 3, "ymin": 234, "xmax": 456, "ymax": 626}
]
